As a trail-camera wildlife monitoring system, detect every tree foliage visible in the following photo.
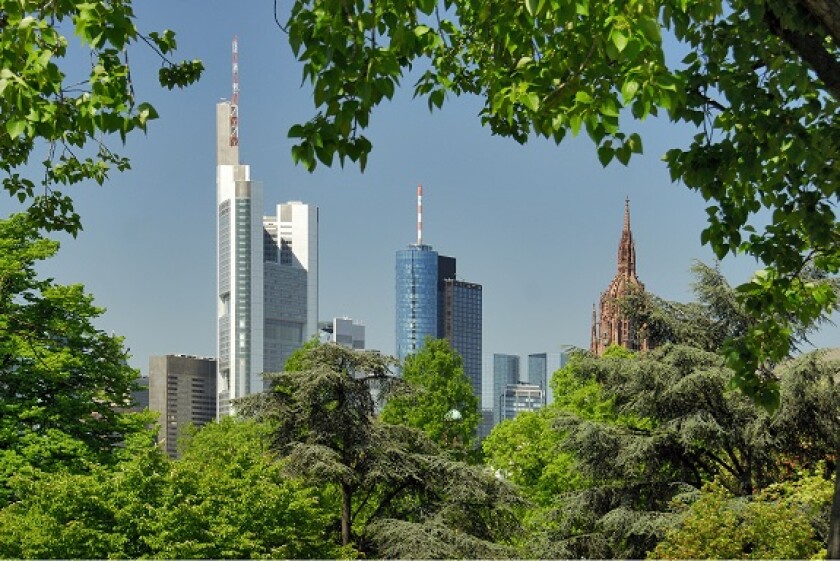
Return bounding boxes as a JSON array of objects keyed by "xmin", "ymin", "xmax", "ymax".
[
  {"xmin": 0, "ymin": 0, "xmax": 202, "ymax": 234},
  {"xmin": 237, "ymin": 343, "xmax": 524, "ymax": 557},
  {"xmin": 651, "ymin": 470, "xmax": 833, "ymax": 559},
  {"xmin": 279, "ymin": 0, "xmax": 840, "ymax": 405},
  {"xmin": 0, "ymin": 419, "xmax": 345, "ymax": 559},
  {"xmin": 0, "ymin": 213, "xmax": 147, "ymax": 503},
  {"xmin": 381, "ymin": 337, "xmax": 480, "ymax": 456}
]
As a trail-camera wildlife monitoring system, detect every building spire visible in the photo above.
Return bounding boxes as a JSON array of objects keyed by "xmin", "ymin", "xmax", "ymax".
[
  {"xmin": 230, "ymin": 35, "xmax": 239, "ymax": 148},
  {"xmin": 417, "ymin": 184, "xmax": 423, "ymax": 245},
  {"xmin": 590, "ymin": 303, "xmax": 598, "ymax": 353},
  {"xmin": 617, "ymin": 197, "xmax": 636, "ymax": 278}
]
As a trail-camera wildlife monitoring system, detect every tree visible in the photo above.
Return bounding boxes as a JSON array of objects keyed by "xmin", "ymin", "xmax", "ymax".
[
  {"xmin": 381, "ymin": 337, "xmax": 480, "ymax": 456},
  {"xmin": 279, "ymin": 0, "xmax": 839, "ymax": 408},
  {"xmin": 650, "ymin": 471, "xmax": 833, "ymax": 559},
  {"xmin": 0, "ymin": 419, "xmax": 346, "ymax": 559},
  {"xmin": 482, "ymin": 409, "xmax": 581, "ymax": 506},
  {"xmin": 236, "ymin": 343, "xmax": 523, "ymax": 556},
  {"xmin": 0, "ymin": 1, "xmax": 202, "ymax": 234},
  {"xmin": 0, "ymin": 213, "xmax": 148, "ymax": 502}
]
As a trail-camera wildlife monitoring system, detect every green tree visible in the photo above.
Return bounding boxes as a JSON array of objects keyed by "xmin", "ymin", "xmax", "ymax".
[
  {"xmin": 236, "ymin": 343, "xmax": 523, "ymax": 556},
  {"xmin": 279, "ymin": 0, "xmax": 840, "ymax": 407},
  {"xmin": 0, "ymin": 419, "xmax": 346, "ymax": 559},
  {"xmin": 482, "ymin": 408, "xmax": 580, "ymax": 506},
  {"xmin": 0, "ymin": 1, "xmax": 202, "ymax": 233},
  {"xmin": 0, "ymin": 213, "xmax": 148, "ymax": 502},
  {"xmin": 651, "ymin": 471, "xmax": 833, "ymax": 559},
  {"xmin": 381, "ymin": 337, "xmax": 480, "ymax": 455}
]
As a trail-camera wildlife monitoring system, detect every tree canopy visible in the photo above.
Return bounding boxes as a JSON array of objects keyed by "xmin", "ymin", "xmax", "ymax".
[
  {"xmin": 0, "ymin": 0, "xmax": 202, "ymax": 234},
  {"xmin": 237, "ymin": 343, "xmax": 523, "ymax": 557},
  {"xmin": 279, "ymin": 0, "xmax": 840, "ymax": 405},
  {"xmin": 0, "ymin": 213, "xmax": 147, "ymax": 503},
  {"xmin": 381, "ymin": 337, "xmax": 480, "ymax": 456}
]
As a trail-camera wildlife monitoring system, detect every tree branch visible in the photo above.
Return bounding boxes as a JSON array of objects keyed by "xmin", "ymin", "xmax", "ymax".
[
  {"xmin": 765, "ymin": 7, "xmax": 840, "ymax": 100},
  {"xmin": 797, "ymin": 0, "xmax": 840, "ymax": 46}
]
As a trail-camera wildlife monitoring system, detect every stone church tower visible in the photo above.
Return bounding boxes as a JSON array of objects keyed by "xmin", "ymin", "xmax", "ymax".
[{"xmin": 590, "ymin": 199, "xmax": 649, "ymax": 356}]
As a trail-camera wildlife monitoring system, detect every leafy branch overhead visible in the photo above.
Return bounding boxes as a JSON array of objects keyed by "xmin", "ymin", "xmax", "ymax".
[
  {"xmin": 282, "ymin": 0, "xmax": 840, "ymax": 402},
  {"xmin": 0, "ymin": 0, "xmax": 202, "ymax": 235}
]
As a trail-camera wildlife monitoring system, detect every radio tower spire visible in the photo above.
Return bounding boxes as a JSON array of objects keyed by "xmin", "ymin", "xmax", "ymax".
[
  {"xmin": 230, "ymin": 35, "xmax": 239, "ymax": 147},
  {"xmin": 417, "ymin": 184, "xmax": 423, "ymax": 245}
]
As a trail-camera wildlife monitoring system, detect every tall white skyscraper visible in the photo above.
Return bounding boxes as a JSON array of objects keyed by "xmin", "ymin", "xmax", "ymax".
[
  {"xmin": 216, "ymin": 112, "xmax": 319, "ymax": 416},
  {"xmin": 216, "ymin": 100, "xmax": 265, "ymax": 416}
]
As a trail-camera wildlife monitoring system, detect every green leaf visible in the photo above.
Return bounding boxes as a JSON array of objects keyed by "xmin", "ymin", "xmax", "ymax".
[
  {"xmin": 621, "ymin": 80, "xmax": 639, "ymax": 104},
  {"xmin": 597, "ymin": 144, "xmax": 614, "ymax": 166},
  {"xmin": 610, "ymin": 30, "xmax": 628, "ymax": 53}
]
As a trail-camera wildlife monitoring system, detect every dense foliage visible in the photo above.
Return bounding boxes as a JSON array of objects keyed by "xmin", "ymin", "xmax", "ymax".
[
  {"xmin": 236, "ymin": 343, "xmax": 523, "ymax": 557},
  {"xmin": 0, "ymin": 213, "xmax": 147, "ymax": 504},
  {"xmin": 381, "ymin": 337, "xmax": 480, "ymax": 456}
]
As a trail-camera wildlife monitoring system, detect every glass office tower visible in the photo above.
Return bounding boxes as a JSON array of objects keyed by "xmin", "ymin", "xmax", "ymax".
[{"xmin": 395, "ymin": 245, "xmax": 439, "ymax": 363}]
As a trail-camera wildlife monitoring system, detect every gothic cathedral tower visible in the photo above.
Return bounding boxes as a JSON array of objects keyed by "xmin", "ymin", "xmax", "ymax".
[{"xmin": 590, "ymin": 199, "xmax": 649, "ymax": 356}]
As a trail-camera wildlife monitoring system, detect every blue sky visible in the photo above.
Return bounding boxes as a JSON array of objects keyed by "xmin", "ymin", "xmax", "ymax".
[{"xmin": 10, "ymin": 1, "xmax": 838, "ymax": 375}]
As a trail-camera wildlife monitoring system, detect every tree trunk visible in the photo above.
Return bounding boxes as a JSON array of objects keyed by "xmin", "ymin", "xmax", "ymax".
[
  {"xmin": 341, "ymin": 482, "xmax": 352, "ymax": 547},
  {"xmin": 827, "ymin": 458, "xmax": 840, "ymax": 558}
]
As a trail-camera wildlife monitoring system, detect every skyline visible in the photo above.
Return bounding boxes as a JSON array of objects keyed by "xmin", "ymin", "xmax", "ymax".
[{"xmin": 11, "ymin": 1, "xmax": 840, "ymax": 376}]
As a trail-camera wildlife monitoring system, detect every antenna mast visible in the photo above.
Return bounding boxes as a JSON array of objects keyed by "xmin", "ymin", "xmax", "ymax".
[
  {"xmin": 417, "ymin": 184, "xmax": 423, "ymax": 245},
  {"xmin": 230, "ymin": 35, "xmax": 239, "ymax": 147}
]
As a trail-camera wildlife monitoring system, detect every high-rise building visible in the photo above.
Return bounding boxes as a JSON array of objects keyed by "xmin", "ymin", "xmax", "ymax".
[
  {"xmin": 442, "ymin": 279, "xmax": 483, "ymax": 398},
  {"xmin": 492, "ymin": 353, "xmax": 520, "ymax": 424},
  {"xmin": 395, "ymin": 186, "xmax": 483, "ymax": 404},
  {"xmin": 216, "ymin": 41, "xmax": 318, "ymax": 413},
  {"xmin": 591, "ymin": 199, "xmax": 649, "ymax": 356},
  {"xmin": 149, "ymin": 355, "xmax": 217, "ymax": 458},
  {"xmin": 216, "ymin": 99, "xmax": 264, "ymax": 416},
  {"xmin": 263, "ymin": 202, "xmax": 319, "ymax": 371},
  {"xmin": 528, "ymin": 351, "xmax": 569, "ymax": 405},
  {"xmin": 395, "ymin": 243, "xmax": 440, "ymax": 362}
]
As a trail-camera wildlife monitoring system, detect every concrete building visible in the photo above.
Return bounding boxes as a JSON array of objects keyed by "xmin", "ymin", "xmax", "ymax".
[
  {"xmin": 499, "ymin": 382, "xmax": 544, "ymax": 422},
  {"xmin": 528, "ymin": 351, "xmax": 569, "ymax": 405},
  {"xmin": 149, "ymin": 355, "xmax": 217, "ymax": 458},
  {"xmin": 492, "ymin": 353, "xmax": 521, "ymax": 424}
]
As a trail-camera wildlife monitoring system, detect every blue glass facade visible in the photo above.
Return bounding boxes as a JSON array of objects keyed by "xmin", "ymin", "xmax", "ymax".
[
  {"xmin": 443, "ymin": 279, "xmax": 482, "ymax": 400},
  {"xmin": 395, "ymin": 245, "xmax": 439, "ymax": 363}
]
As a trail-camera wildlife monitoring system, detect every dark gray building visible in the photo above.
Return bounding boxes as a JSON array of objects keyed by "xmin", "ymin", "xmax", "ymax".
[
  {"xmin": 149, "ymin": 355, "xmax": 217, "ymax": 458},
  {"xmin": 442, "ymin": 279, "xmax": 483, "ymax": 399}
]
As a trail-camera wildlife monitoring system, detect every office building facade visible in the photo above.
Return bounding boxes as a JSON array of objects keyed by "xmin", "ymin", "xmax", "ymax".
[
  {"xmin": 528, "ymin": 351, "xmax": 569, "ymax": 405},
  {"xmin": 492, "ymin": 353, "xmax": 521, "ymax": 424},
  {"xmin": 442, "ymin": 279, "xmax": 483, "ymax": 398},
  {"xmin": 149, "ymin": 355, "xmax": 217, "ymax": 458},
  {"xmin": 500, "ymin": 382, "xmax": 544, "ymax": 422},
  {"xmin": 395, "ymin": 244, "xmax": 440, "ymax": 362},
  {"xmin": 263, "ymin": 202, "xmax": 319, "ymax": 372}
]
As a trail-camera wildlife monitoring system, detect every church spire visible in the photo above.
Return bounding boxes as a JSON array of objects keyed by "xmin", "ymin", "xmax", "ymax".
[
  {"xmin": 590, "ymin": 303, "xmax": 598, "ymax": 353},
  {"xmin": 617, "ymin": 197, "xmax": 636, "ymax": 278}
]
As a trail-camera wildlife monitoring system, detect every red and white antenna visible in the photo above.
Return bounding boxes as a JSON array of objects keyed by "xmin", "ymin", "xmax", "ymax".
[
  {"xmin": 230, "ymin": 35, "xmax": 239, "ymax": 147},
  {"xmin": 417, "ymin": 184, "xmax": 423, "ymax": 245}
]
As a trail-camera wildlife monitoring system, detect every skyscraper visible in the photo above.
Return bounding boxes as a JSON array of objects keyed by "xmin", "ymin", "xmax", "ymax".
[
  {"xmin": 492, "ymin": 353, "xmax": 520, "ymax": 424},
  {"xmin": 442, "ymin": 279, "xmax": 483, "ymax": 398},
  {"xmin": 217, "ymin": 39, "xmax": 318, "ymax": 415},
  {"xmin": 216, "ymin": 98, "xmax": 264, "ymax": 416},
  {"xmin": 263, "ymin": 202, "xmax": 319, "ymax": 372},
  {"xmin": 527, "ymin": 351, "xmax": 568, "ymax": 405},
  {"xmin": 395, "ymin": 186, "xmax": 483, "ymax": 400}
]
